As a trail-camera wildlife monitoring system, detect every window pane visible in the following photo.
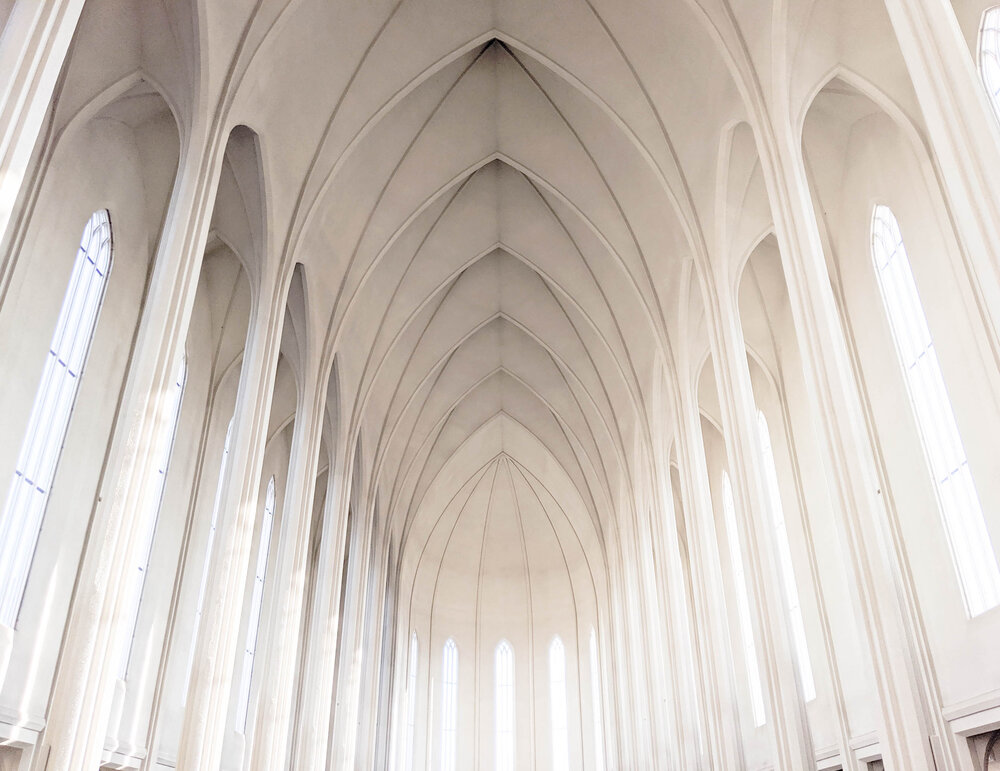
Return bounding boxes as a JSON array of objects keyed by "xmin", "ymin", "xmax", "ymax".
[
  {"xmin": 117, "ymin": 355, "xmax": 187, "ymax": 679},
  {"xmin": 588, "ymin": 629, "xmax": 605, "ymax": 769},
  {"xmin": 0, "ymin": 210, "xmax": 112, "ymax": 627},
  {"xmin": 757, "ymin": 412, "xmax": 816, "ymax": 701},
  {"xmin": 494, "ymin": 640, "xmax": 515, "ymax": 771},
  {"xmin": 236, "ymin": 476, "xmax": 276, "ymax": 732},
  {"xmin": 722, "ymin": 472, "xmax": 766, "ymax": 725},
  {"xmin": 549, "ymin": 636, "xmax": 569, "ymax": 771},
  {"xmin": 871, "ymin": 205, "xmax": 1000, "ymax": 617},
  {"xmin": 440, "ymin": 638, "xmax": 458, "ymax": 771},
  {"xmin": 981, "ymin": 8, "xmax": 1000, "ymax": 126}
]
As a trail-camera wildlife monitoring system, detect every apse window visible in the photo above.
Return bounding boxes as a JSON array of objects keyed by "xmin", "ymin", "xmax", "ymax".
[
  {"xmin": 494, "ymin": 640, "xmax": 515, "ymax": 771},
  {"xmin": 404, "ymin": 632, "xmax": 418, "ymax": 771},
  {"xmin": 184, "ymin": 415, "xmax": 235, "ymax": 700},
  {"xmin": 549, "ymin": 636, "xmax": 570, "ymax": 771},
  {"xmin": 980, "ymin": 7, "xmax": 1000, "ymax": 125},
  {"xmin": 440, "ymin": 638, "xmax": 458, "ymax": 771},
  {"xmin": 236, "ymin": 475, "xmax": 277, "ymax": 731},
  {"xmin": 0, "ymin": 209, "xmax": 112, "ymax": 628},
  {"xmin": 117, "ymin": 355, "xmax": 187, "ymax": 679},
  {"xmin": 757, "ymin": 411, "xmax": 816, "ymax": 701},
  {"xmin": 588, "ymin": 628, "xmax": 605, "ymax": 769},
  {"xmin": 722, "ymin": 471, "xmax": 767, "ymax": 726},
  {"xmin": 871, "ymin": 205, "xmax": 1000, "ymax": 617}
]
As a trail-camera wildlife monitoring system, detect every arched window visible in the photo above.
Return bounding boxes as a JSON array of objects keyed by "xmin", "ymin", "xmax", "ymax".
[
  {"xmin": 980, "ymin": 8, "xmax": 1000, "ymax": 126},
  {"xmin": 440, "ymin": 638, "xmax": 458, "ymax": 771},
  {"xmin": 236, "ymin": 475, "xmax": 276, "ymax": 732},
  {"xmin": 0, "ymin": 210, "xmax": 112, "ymax": 627},
  {"xmin": 494, "ymin": 640, "xmax": 515, "ymax": 771},
  {"xmin": 757, "ymin": 411, "xmax": 816, "ymax": 701},
  {"xmin": 117, "ymin": 355, "xmax": 187, "ymax": 679},
  {"xmin": 549, "ymin": 636, "xmax": 569, "ymax": 771},
  {"xmin": 722, "ymin": 471, "xmax": 766, "ymax": 726},
  {"xmin": 871, "ymin": 205, "xmax": 1000, "ymax": 616},
  {"xmin": 588, "ymin": 628, "xmax": 604, "ymax": 769},
  {"xmin": 404, "ymin": 632, "xmax": 418, "ymax": 771},
  {"xmin": 184, "ymin": 414, "xmax": 235, "ymax": 699}
]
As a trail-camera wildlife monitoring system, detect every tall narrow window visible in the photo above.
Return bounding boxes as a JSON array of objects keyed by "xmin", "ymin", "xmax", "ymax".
[
  {"xmin": 722, "ymin": 472, "xmax": 766, "ymax": 726},
  {"xmin": 117, "ymin": 355, "xmax": 187, "ymax": 679},
  {"xmin": 980, "ymin": 8, "xmax": 1000, "ymax": 125},
  {"xmin": 236, "ymin": 475, "xmax": 276, "ymax": 732},
  {"xmin": 184, "ymin": 415, "xmax": 234, "ymax": 698},
  {"xmin": 440, "ymin": 638, "xmax": 458, "ymax": 771},
  {"xmin": 757, "ymin": 411, "xmax": 816, "ymax": 701},
  {"xmin": 549, "ymin": 636, "xmax": 569, "ymax": 771},
  {"xmin": 0, "ymin": 210, "xmax": 112, "ymax": 627},
  {"xmin": 404, "ymin": 632, "xmax": 418, "ymax": 771},
  {"xmin": 588, "ymin": 629, "xmax": 604, "ymax": 769},
  {"xmin": 494, "ymin": 640, "xmax": 515, "ymax": 771},
  {"xmin": 872, "ymin": 205, "xmax": 1000, "ymax": 616}
]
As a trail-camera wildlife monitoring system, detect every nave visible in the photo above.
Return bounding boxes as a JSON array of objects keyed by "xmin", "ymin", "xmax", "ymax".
[{"xmin": 1, "ymin": 1, "xmax": 1000, "ymax": 770}]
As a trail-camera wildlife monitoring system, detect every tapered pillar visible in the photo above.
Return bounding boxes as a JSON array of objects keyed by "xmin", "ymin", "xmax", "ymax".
[
  {"xmin": 673, "ymin": 382, "xmax": 743, "ymax": 771},
  {"xmin": 883, "ymin": 0, "xmax": 1000, "ymax": 348},
  {"xmin": 0, "ymin": 0, "xmax": 85, "ymax": 292},
  {"xmin": 291, "ymin": 457, "xmax": 352, "ymax": 770},
  {"xmin": 29, "ymin": 127, "xmax": 228, "ymax": 771},
  {"xmin": 754, "ymin": 107, "xmax": 939, "ymax": 771},
  {"xmin": 248, "ymin": 360, "xmax": 325, "ymax": 769},
  {"xmin": 175, "ymin": 267, "xmax": 288, "ymax": 770},
  {"xmin": 707, "ymin": 280, "xmax": 814, "ymax": 770}
]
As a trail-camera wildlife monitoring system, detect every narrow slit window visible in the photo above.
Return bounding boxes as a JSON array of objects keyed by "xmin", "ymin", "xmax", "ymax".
[
  {"xmin": 440, "ymin": 638, "xmax": 458, "ymax": 771},
  {"xmin": 495, "ymin": 640, "xmax": 515, "ymax": 771},
  {"xmin": 588, "ymin": 628, "xmax": 605, "ymax": 769},
  {"xmin": 549, "ymin": 636, "xmax": 569, "ymax": 771},
  {"xmin": 184, "ymin": 414, "xmax": 234, "ymax": 699},
  {"xmin": 757, "ymin": 411, "xmax": 816, "ymax": 701},
  {"xmin": 236, "ymin": 475, "xmax": 276, "ymax": 732},
  {"xmin": 980, "ymin": 8, "xmax": 1000, "ymax": 126},
  {"xmin": 404, "ymin": 632, "xmax": 418, "ymax": 771},
  {"xmin": 722, "ymin": 472, "xmax": 766, "ymax": 726},
  {"xmin": 117, "ymin": 355, "xmax": 187, "ymax": 679},
  {"xmin": 871, "ymin": 205, "xmax": 1000, "ymax": 616},
  {"xmin": 0, "ymin": 210, "xmax": 112, "ymax": 628}
]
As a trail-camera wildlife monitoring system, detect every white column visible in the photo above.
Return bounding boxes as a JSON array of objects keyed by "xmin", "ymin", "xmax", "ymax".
[
  {"xmin": 175, "ymin": 266, "xmax": 289, "ymax": 770},
  {"xmin": 0, "ymin": 0, "xmax": 85, "ymax": 288},
  {"xmin": 883, "ymin": 0, "xmax": 1000, "ymax": 348},
  {"xmin": 707, "ymin": 280, "xmax": 814, "ymax": 770},
  {"xmin": 291, "ymin": 456, "xmax": 351, "ymax": 770},
  {"xmin": 673, "ymin": 383, "xmax": 743, "ymax": 771},
  {"xmin": 248, "ymin": 360, "xmax": 325, "ymax": 769},
  {"xmin": 28, "ymin": 127, "xmax": 228, "ymax": 771},
  {"xmin": 755, "ymin": 109, "xmax": 938, "ymax": 771}
]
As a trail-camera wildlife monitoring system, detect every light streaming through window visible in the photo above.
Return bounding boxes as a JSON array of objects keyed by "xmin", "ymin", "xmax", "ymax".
[
  {"xmin": 757, "ymin": 411, "xmax": 816, "ymax": 701},
  {"xmin": 236, "ymin": 475, "xmax": 277, "ymax": 732},
  {"xmin": 404, "ymin": 632, "xmax": 418, "ymax": 771},
  {"xmin": 549, "ymin": 636, "xmax": 570, "ymax": 771},
  {"xmin": 495, "ymin": 640, "xmax": 515, "ymax": 771},
  {"xmin": 588, "ymin": 629, "xmax": 605, "ymax": 769},
  {"xmin": 117, "ymin": 355, "xmax": 187, "ymax": 679},
  {"xmin": 871, "ymin": 205, "xmax": 1000, "ymax": 616},
  {"xmin": 980, "ymin": 8, "xmax": 1000, "ymax": 126},
  {"xmin": 440, "ymin": 638, "xmax": 458, "ymax": 771},
  {"xmin": 0, "ymin": 210, "xmax": 112, "ymax": 627},
  {"xmin": 722, "ymin": 472, "xmax": 766, "ymax": 726}
]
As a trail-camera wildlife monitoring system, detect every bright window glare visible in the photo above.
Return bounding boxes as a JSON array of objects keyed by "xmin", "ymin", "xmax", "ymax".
[
  {"xmin": 871, "ymin": 205, "xmax": 1000, "ymax": 616},
  {"xmin": 495, "ymin": 641, "xmax": 515, "ymax": 771},
  {"xmin": 236, "ymin": 475, "xmax": 277, "ymax": 732},
  {"xmin": 0, "ymin": 210, "xmax": 112, "ymax": 628},
  {"xmin": 549, "ymin": 636, "xmax": 569, "ymax": 771},
  {"xmin": 440, "ymin": 638, "xmax": 458, "ymax": 771}
]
